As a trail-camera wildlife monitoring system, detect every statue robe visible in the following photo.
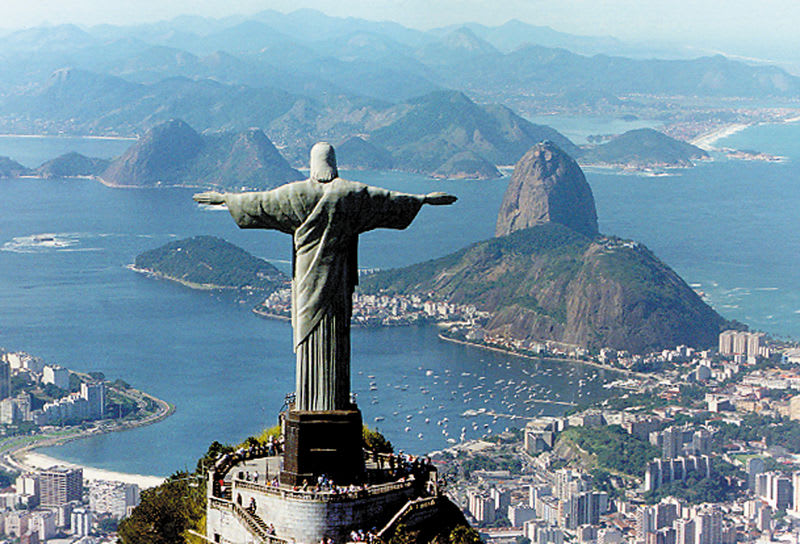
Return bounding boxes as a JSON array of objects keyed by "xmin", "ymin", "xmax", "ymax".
[{"xmin": 225, "ymin": 178, "xmax": 425, "ymax": 411}]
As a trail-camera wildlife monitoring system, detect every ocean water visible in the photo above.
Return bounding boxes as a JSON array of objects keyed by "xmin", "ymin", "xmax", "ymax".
[
  {"xmin": 0, "ymin": 135, "xmax": 133, "ymax": 169},
  {"xmin": 0, "ymin": 122, "xmax": 798, "ymax": 476}
]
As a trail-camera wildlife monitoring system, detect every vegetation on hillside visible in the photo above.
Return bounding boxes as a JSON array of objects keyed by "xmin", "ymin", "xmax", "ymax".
[
  {"xmin": 0, "ymin": 156, "xmax": 30, "ymax": 178},
  {"xmin": 559, "ymin": 425, "xmax": 660, "ymax": 477},
  {"xmin": 361, "ymin": 223, "xmax": 727, "ymax": 353},
  {"xmin": 134, "ymin": 235, "xmax": 287, "ymax": 291},
  {"xmin": 710, "ymin": 413, "xmax": 800, "ymax": 454},
  {"xmin": 34, "ymin": 152, "xmax": 110, "ymax": 178},
  {"xmin": 643, "ymin": 458, "xmax": 743, "ymax": 505}
]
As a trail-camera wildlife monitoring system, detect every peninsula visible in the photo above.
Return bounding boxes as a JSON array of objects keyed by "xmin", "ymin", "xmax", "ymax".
[
  {"xmin": 361, "ymin": 142, "xmax": 729, "ymax": 353},
  {"xmin": 0, "ymin": 350, "xmax": 173, "ymax": 480}
]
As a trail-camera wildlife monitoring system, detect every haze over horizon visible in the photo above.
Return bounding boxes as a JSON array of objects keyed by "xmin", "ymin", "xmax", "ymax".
[{"xmin": 3, "ymin": 0, "xmax": 800, "ymax": 68}]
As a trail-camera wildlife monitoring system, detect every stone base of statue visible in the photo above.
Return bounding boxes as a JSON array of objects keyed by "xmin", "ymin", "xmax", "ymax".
[
  {"xmin": 205, "ymin": 438, "xmax": 468, "ymax": 544},
  {"xmin": 279, "ymin": 406, "xmax": 365, "ymax": 487}
]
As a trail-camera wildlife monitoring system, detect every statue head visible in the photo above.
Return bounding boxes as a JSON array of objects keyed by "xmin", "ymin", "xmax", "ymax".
[{"xmin": 310, "ymin": 142, "xmax": 338, "ymax": 183}]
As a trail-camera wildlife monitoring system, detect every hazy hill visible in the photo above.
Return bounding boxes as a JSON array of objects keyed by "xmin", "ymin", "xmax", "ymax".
[
  {"xmin": 0, "ymin": 157, "xmax": 30, "ymax": 178},
  {"xmin": 34, "ymin": 152, "xmax": 110, "ymax": 178},
  {"xmin": 134, "ymin": 235, "xmax": 287, "ymax": 291},
  {"xmin": 361, "ymin": 223, "xmax": 726, "ymax": 353},
  {"xmin": 432, "ymin": 151, "xmax": 500, "ymax": 180},
  {"xmin": 415, "ymin": 28, "xmax": 501, "ymax": 66},
  {"xmin": 368, "ymin": 90, "xmax": 579, "ymax": 176},
  {"xmin": 430, "ymin": 20, "xmax": 626, "ymax": 56},
  {"xmin": 581, "ymin": 128, "xmax": 710, "ymax": 168},
  {"xmin": 336, "ymin": 137, "xmax": 394, "ymax": 170},
  {"xmin": 102, "ymin": 119, "xmax": 303, "ymax": 189},
  {"xmin": 0, "ymin": 68, "xmax": 301, "ymax": 136},
  {"xmin": 439, "ymin": 45, "xmax": 800, "ymax": 97}
]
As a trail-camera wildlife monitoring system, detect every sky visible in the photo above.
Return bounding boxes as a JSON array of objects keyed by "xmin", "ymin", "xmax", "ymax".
[{"xmin": 1, "ymin": 0, "xmax": 798, "ymax": 59}]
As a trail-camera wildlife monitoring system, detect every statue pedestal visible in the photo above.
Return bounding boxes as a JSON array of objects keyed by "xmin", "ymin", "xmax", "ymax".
[{"xmin": 280, "ymin": 407, "xmax": 364, "ymax": 486}]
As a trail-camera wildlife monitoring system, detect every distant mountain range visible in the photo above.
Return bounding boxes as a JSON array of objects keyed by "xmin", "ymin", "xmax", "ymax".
[{"xmin": 0, "ymin": 9, "xmax": 797, "ymax": 148}]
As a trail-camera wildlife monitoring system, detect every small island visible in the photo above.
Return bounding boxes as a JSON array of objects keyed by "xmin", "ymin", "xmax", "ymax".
[
  {"xmin": 580, "ymin": 128, "xmax": 710, "ymax": 171},
  {"xmin": 132, "ymin": 235, "xmax": 288, "ymax": 292}
]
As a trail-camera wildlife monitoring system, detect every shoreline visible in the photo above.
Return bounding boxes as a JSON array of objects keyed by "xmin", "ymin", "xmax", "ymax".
[
  {"xmin": 18, "ymin": 452, "xmax": 165, "ymax": 489},
  {"xmin": 690, "ymin": 123, "xmax": 751, "ymax": 150},
  {"xmin": 437, "ymin": 333, "xmax": 649, "ymax": 378},
  {"xmin": 1, "ymin": 386, "xmax": 173, "ymax": 488},
  {"xmin": 128, "ymin": 264, "xmax": 241, "ymax": 291},
  {"xmin": 252, "ymin": 308, "xmax": 291, "ymax": 321}
]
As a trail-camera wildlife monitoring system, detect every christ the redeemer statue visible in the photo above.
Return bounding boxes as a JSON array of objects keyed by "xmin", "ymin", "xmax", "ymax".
[{"xmin": 193, "ymin": 142, "xmax": 456, "ymax": 413}]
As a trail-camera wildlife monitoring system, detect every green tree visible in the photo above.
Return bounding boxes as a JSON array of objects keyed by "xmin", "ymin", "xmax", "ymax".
[
  {"xmin": 99, "ymin": 517, "xmax": 119, "ymax": 533},
  {"xmin": 449, "ymin": 525, "xmax": 483, "ymax": 544},
  {"xmin": 118, "ymin": 472, "xmax": 205, "ymax": 544},
  {"xmin": 389, "ymin": 524, "xmax": 421, "ymax": 544},
  {"xmin": 364, "ymin": 425, "xmax": 394, "ymax": 453}
]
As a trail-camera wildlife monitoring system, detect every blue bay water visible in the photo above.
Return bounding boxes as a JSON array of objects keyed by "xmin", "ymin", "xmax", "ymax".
[{"xmin": 0, "ymin": 122, "xmax": 798, "ymax": 476}]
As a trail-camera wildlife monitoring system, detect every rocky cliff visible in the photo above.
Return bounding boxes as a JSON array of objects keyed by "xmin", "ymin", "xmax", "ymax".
[{"xmin": 496, "ymin": 141, "xmax": 598, "ymax": 238}]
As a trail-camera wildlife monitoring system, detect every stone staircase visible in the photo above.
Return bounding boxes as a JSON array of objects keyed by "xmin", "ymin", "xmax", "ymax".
[
  {"xmin": 208, "ymin": 497, "xmax": 288, "ymax": 544},
  {"xmin": 377, "ymin": 495, "xmax": 440, "ymax": 539},
  {"xmin": 231, "ymin": 501, "xmax": 287, "ymax": 544}
]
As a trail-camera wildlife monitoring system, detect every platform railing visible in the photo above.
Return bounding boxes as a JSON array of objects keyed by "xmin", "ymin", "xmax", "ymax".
[{"xmin": 232, "ymin": 476, "xmax": 417, "ymax": 502}]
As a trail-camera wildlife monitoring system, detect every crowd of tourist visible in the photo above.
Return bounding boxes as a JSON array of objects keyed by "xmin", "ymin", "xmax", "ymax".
[
  {"xmin": 208, "ymin": 435, "xmax": 440, "ymax": 542},
  {"xmin": 347, "ymin": 529, "xmax": 378, "ymax": 543}
]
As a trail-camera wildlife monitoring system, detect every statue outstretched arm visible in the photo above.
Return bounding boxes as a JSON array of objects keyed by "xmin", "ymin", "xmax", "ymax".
[
  {"xmin": 423, "ymin": 192, "xmax": 457, "ymax": 205},
  {"xmin": 193, "ymin": 191, "xmax": 227, "ymax": 205},
  {"xmin": 193, "ymin": 187, "xmax": 300, "ymax": 233}
]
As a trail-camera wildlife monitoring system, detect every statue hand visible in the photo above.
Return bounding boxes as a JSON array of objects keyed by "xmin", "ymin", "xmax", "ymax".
[
  {"xmin": 193, "ymin": 191, "xmax": 226, "ymax": 205},
  {"xmin": 424, "ymin": 192, "xmax": 457, "ymax": 205}
]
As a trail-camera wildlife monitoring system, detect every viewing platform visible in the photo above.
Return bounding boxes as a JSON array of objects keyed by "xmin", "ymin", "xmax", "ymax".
[{"xmin": 205, "ymin": 444, "xmax": 453, "ymax": 544}]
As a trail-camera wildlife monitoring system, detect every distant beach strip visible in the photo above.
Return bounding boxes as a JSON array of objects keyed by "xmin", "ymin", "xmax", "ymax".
[{"xmin": 21, "ymin": 452, "xmax": 164, "ymax": 489}]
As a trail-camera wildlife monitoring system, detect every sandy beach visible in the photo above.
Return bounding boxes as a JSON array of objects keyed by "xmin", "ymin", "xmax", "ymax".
[
  {"xmin": 19, "ymin": 452, "xmax": 165, "ymax": 489},
  {"xmin": 690, "ymin": 123, "xmax": 751, "ymax": 150}
]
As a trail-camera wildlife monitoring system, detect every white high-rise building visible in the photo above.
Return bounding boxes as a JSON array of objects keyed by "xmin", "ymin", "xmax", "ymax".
[
  {"xmin": 80, "ymin": 382, "xmax": 105, "ymax": 419},
  {"xmin": 43, "ymin": 365, "xmax": 70, "ymax": 391},
  {"xmin": 693, "ymin": 506, "xmax": 722, "ymax": 544},
  {"xmin": 89, "ymin": 481, "xmax": 140, "ymax": 519},
  {"xmin": 70, "ymin": 508, "xmax": 92, "ymax": 537}
]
